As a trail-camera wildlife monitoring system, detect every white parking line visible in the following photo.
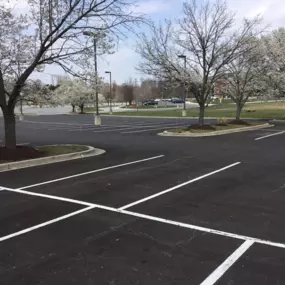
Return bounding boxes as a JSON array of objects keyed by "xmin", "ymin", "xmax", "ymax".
[
  {"xmin": 255, "ymin": 131, "xmax": 285, "ymax": 141},
  {"xmin": 0, "ymin": 206, "xmax": 96, "ymax": 242},
  {"xmin": 119, "ymin": 162, "xmax": 241, "ymax": 210},
  {"xmin": 121, "ymin": 125, "xmax": 187, "ymax": 134},
  {"xmin": 2, "ymin": 186, "xmax": 285, "ymax": 249},
  {"xmin": 23, "ymin": 120, "xmax": 93, "ymax": 126},
  {"xmin": 18, "ymin": 155, "xmax": 164, "ymax": 190},
  {"xmin": 92, "ymin": 123, "xmax": 186, "ymax": 133},
  {"xmin": 67, "ymin": 125, "xmax": 130, "ymax": 132},
  {"xmin": 199, "ymin": 240, "xmax": 254, "ymax": 285}
]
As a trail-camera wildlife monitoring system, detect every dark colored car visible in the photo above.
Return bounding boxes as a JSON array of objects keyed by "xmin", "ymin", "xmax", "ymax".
[
  {"xmin": 143, "ymin": 100, "xmax": 158, "ymax": 106},
  {"xmin": 171, "ymin": 98, "xmax": 185, "ymax": 104}
]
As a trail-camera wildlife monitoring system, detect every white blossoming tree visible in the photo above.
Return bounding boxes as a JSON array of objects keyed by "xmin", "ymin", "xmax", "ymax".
[
  {"xmin": 0, "ymin": 1, "xmax": 143, "ymax": 149},
  {"xmin": 262, "ymin": 28, "xmax": 285, "ymax": 98},
  {"xmin": 136, "ymin": 0, "xmax": 262, "ymax": 125},
  {"xmin": 220, "ymin": 38, "xmax": 268, "ymax": 120},
  {"xmin": 55, "ymin": 78, "xmax": 99, "ymax": 113}
]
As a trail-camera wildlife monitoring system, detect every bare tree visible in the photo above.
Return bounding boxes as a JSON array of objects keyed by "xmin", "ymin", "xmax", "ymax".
[
  {"xmin": 220, "ymin": 39, "xmax": 267, "ymax": 119},
  {"xmin": 136, "ymin": 0, "xmax": 262, "ymax": 124},
  {"xmin": 0, "ymin": 1, "xmax": 144, "ymax": 148},
  {"xmin": 122, "ymin": 83, "xmax": 134, "ymax": 105}
]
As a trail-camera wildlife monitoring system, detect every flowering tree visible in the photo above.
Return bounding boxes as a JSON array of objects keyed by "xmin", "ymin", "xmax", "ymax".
[
  {"xmin": 136, "ymin": 0, "xmax": 262, "ymax": 124},
  {"xmin": 220, "ymin": 39, "xmax": 267, "ymax": 119},
  {"xmin": 0, "ymin": 1, "xmax": 143, "ymax": 149},
  {"xmin": 55, "ymin": 79, "xmax": 97, "ymax": 113},
  {"xmin": 262, "ymin": 28, "xmax": 285, "ymax": 98}
]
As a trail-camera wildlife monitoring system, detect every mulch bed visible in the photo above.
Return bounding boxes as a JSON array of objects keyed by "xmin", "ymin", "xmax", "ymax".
[
  {"xmin": 188, "ymin": 124, "xmax": 216, "ymax": 131},
  {"xmin": 0, "ymin": 146, "xmax": 42, "ymax": 162},
  {"xmin": 228, "ymin": 119, "xmax": 250, "ymax": 126}
]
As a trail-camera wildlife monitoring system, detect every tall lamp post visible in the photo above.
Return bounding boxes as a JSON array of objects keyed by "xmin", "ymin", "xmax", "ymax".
[
  {"xmin": 83, "ymin": 31, "xmax": 104, "ymax": 125},
  {"xmin": 178, "ymin": 54, "xmax": 187, "ymax": 117},
  {"xmin": 105, "ymin": 71, "xmax": 112, "ymax": 114}
]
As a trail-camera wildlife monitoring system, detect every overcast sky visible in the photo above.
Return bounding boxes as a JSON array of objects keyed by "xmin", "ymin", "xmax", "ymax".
[{"xmin": 12, "ymin": 0, "xmax": 285, "ymax": 84}]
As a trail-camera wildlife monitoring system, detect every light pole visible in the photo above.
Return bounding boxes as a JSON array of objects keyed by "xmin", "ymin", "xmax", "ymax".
[
  {"xmin": 83, "ymin": 31, "xmax": 104, "ymax": 125},
  {"xmin": 105, "ymin": 71, "xmax": 112, "ymax": 114},
  {"xmin": 178, "ymin": 54, "xmax": 187, "ymax": 117}
]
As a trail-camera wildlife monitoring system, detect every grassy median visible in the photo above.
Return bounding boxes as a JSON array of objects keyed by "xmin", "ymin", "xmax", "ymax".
[
  {"xmin": 38, "ymin": 145, "xmax": 89, "ymax": 156},
  {"xmin": 111, "ymin": 102, "xmax": 285, "ymax": 119}
]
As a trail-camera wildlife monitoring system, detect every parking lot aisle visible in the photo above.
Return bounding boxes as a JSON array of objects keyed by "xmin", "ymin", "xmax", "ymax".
[
  {"xmin": 121, "ymin": 124, "xmax": 188, "ymax": 134},
  {"xmin": 129, "ymin": 160, "xmax": 285, "ymax": 244},
  {"xmin": 255, "ymin": 130, "xmax": 285, "ymax": 140},
  {"xmin": 7, "ymin": 155, "xmax": 240, "ymax": 208},
  {"xmin": 92, "ymin": 122, "xmax": 186, "ymax": 133},
  {"xmin": 0, "ymin": 154, "xmax": 165, "ymax": 189},
  {"xmin": 0, "ymin": 208, "xmax": 242, "ymax": 285},
  {"xmin": 0, "ymin": 190, "xmax": 82, "ymax": 237},
  {"xmin": 216, "ymin": 244, "xmax": 285, "ymax": 285}
]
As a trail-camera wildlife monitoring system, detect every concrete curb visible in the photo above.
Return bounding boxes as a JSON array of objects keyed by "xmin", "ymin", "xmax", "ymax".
[
  {"xmin": 158, "ymin": 123, "xmax": 274, "ymax": 138},
  {"xmin": 0, "ymin": 145, "xmax": 106, "ymax": 172}
]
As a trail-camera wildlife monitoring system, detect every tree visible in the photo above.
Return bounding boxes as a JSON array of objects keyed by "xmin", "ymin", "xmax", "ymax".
[
  {"xmin": 220, "ymin": 39, "xmax": 267, "ymax": 120},
  {"xmin": 0, "ymin": 1, "xmax": 144, "ymax": 149},
  {"xmin": 122, "ymin": 83, "xmax": 134, "ymax": 105},
  {"xmin": 55, "ymin": 79, "xmax": 93, "ymax": 113},
  {"xmin": 136, "ymin": 0, "xmax": 262, "ymax": 125},
  {"xmin": 262, "ymin": 28, "xmax": 285, "ymax": 98}
]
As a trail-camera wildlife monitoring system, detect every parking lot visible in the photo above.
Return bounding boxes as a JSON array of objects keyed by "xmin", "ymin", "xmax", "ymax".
[{"xmin": 1, "ymin": 114, "xmax": 285, "ymax": 284}]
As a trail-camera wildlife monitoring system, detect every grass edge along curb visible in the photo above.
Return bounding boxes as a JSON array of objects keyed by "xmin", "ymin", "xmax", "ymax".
[
  {"xmin": 0, "ymin": 144, "xmax": 105, "ymax": 172},
  {"xmin": 158, "ymin": 123, "xmax": 274, "ymax": 137}
]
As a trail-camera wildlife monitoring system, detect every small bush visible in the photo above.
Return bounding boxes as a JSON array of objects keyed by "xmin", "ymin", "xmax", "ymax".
[
  {"xmin": 216, "ymin": 117, "xmax": 228, "ymax": 125},
  {"xmin": 245, "ymin": 108, "xmax": 256, "ymax": 113}
]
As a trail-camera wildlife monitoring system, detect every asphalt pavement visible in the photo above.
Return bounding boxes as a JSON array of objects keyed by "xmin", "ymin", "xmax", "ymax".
[{"xmin": 0, "ymin": 114, "xmax": 285, "ymax": 285}]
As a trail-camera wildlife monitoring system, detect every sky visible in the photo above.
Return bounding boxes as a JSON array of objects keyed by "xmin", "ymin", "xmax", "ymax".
[{"xmin": 8, "ymin": 0, "xmax": 285, "ymax": 85}]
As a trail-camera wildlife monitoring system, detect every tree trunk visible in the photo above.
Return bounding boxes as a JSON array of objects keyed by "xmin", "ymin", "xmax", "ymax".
[
  {"xmin": 3, "ymin": 108, "xmax": 16, "ymax": 149},
  {"xmin": 71, "ymin": 104, "xmax": 75, "ymax": 112},
  {"xmin": 79, "ymin": 104, "xmax": 84, "ymax": 114},
  {"xmin": 198, "ymin": 104, "xmax": 205, "ymax": 125},
  {"xmin": 236, "ymin": 104, "xmax": 242, "ymax": 120}
]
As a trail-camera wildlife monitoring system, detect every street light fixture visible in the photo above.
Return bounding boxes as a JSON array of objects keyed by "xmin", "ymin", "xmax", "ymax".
[
  {"xmin": 178, "ymin": 54, "xmax": 187, "ymax": 116},
  {"xmin": 105, "ymin": 71, "xmax": 112, "ymax": 114},
  {"xmin": 83, "ymin": 30, "xmax": 105, "ymax": 125}
]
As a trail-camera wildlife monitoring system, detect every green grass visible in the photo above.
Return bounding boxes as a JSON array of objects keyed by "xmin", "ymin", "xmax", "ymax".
[
  {"xmin": 38, "ymin": 145, "xmax": 89, "ymax": 156},
  {"xmin": 81, "ymin": 107, "xmax": 103, "ymax": 113},
  {"xmin": 112, "ymin": 101, "xmax": 285, "ymax": 119}
]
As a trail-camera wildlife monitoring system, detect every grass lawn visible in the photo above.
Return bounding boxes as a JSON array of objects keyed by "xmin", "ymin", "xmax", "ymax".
[
  {"xmin": 80, "ymin": 107, "xmax": 103, "ymax": 113},
  {"xmin": 38, "ymin": 145, "xmax": 89, "ymax": 156},
  {"xmin": 112, "ymin": 101, "xmax": 285, "ymax": 119}
]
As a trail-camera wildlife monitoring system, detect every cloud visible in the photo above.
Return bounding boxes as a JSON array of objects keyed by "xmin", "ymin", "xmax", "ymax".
[{"xmin": 226, "ymin": 0, "xmax": 285, "ymax": 28}]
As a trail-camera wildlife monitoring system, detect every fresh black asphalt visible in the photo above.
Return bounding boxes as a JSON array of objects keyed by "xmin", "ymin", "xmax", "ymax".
[{"xmin": 0, "ymin": 114, "xmax": 285, "ymax": 284}]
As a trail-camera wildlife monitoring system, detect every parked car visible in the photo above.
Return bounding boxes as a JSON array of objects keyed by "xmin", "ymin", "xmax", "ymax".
[
  {"xmin": 143, "ymin": 100, "xmax": 158, "ymax": 106},
  {"xmin": 171, "ymin": 98, "xmax": 185, "ymax": 104}
]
